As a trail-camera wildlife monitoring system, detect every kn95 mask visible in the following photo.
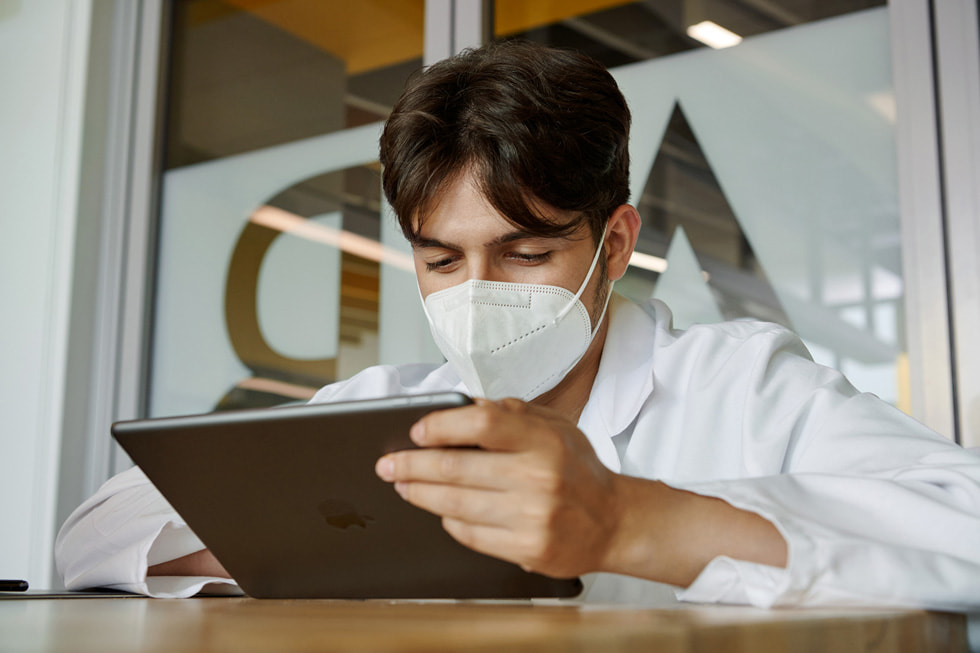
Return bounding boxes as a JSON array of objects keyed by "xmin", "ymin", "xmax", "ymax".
[{"xmin": 421, "ymin": 230, "xmax": 612, "ymax": 401}]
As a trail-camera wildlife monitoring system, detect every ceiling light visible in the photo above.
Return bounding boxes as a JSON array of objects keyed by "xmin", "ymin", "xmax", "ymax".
[{"xmin": 686, "ymin": 20, "xmax": 743, "ymax": 49}]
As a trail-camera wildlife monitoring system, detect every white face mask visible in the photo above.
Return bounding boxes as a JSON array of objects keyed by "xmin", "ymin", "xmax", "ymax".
[{"xmin": 421, "ymin": 230, "xmax": 612, "ymax": 401}]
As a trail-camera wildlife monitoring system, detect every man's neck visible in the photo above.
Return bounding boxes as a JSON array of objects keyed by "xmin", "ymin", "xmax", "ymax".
[{"xmin": 531, "ymin": 317, "xmax": 609, "ymax": 424}]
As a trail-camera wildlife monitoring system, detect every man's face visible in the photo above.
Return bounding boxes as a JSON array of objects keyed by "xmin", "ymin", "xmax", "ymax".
[{"xmin": 411, "ymin": 171, "xmax": 607, "ymax": 325}]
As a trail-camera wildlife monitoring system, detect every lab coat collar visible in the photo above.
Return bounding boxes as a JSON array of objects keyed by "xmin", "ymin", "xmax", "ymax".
[
  {"xmin": 431, "ymin": 293, "xmax": 659, "ymax": 470},
  {"xmin": 577, "ymin": 294, "xmax": 658, "ymax": 470}
]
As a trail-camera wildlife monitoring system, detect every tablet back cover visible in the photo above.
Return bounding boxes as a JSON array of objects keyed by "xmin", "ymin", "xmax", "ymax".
[{"xmin": 113, "ymin": 394, "xmax": 582, "ymax": 599}]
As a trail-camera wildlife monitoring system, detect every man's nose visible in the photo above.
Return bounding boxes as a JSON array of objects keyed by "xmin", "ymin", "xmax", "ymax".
[{"xmin": 464, "ymin": 258, "xmax": 498, "ymax": 283}]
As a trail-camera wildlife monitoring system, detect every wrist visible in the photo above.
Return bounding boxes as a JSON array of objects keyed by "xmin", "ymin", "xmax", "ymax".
[
  {"xmin": 598, "ymin": 473, "xmax": 663, "ymax": 577},
  {"xmin": 598, "ymin": 476, "xmax": 721, "ymax": 586},
  {"xmin": 596, "ymin": 477, "xmax": 788, "ymax": 586}
]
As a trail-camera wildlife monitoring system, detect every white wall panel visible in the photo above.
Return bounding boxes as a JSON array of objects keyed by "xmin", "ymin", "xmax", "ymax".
[{"xmin": 0, "ymin": 0, "xmax": 92, "ymax": 587}]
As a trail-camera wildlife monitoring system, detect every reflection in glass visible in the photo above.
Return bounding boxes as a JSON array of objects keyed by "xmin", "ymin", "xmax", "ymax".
[
  {"xmin": 495, "ymin": 0, "xmax": 884, "ymax": 66},
  {"xmin": 494, "ymin": 2, "xmax": 904, "ymax": 407},
  {"xmin": 150, "ymin": 0, "xmax": 904, "ymax": 417},
  {"xmin": 151, "ymin": 1, "xmax": 423, "ymax": 415}
]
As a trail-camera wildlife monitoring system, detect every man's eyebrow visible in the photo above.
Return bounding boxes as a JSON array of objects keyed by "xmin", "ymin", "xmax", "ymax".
[
  {"xmin": 410, "ymin": 231, "xmax": 546, "ymax": 250},
  {"xmin": 410, "ymin": 236, "xmax": 458, "ymax": 250},
  {"xmin": 486, "ymin": 231, "xmax": 545, "ymax": 247}
]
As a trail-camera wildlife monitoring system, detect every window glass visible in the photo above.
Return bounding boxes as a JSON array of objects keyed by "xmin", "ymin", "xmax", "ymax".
[
  {"xmin": 495, "ymin": 1, "xmax": 905, "ymax": 407},
  {"xmin": 149, "ymin": 0, "xmax": 905, "ymax": 418},
  {"xmin": 150, "ymin": 0, "xmax": 425, "ymax": 416}
]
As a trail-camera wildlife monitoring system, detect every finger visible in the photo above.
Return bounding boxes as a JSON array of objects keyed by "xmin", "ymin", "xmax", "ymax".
[
  {"xmin": 394, "ymin": 482, "xmax": 511, "ymax": 527},
  {"xmin": 376, "ymin": 448, "xmax": 515, "ymax": 489},
  {"xmin": 441, "ymin": 517, "xmax": 514, "ymax": 560},
  {"xmin": 412, "ymin": 400, "xmax": 549, "ymax": 451},
  {"xmin": 440, "ymin": 517, "xmax": 552, "ymax": 573}
]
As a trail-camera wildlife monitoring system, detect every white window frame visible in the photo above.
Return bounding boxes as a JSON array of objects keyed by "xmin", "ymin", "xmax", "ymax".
[{"xmin": 932, "ymin": 0, "xmax": 980, "ymax": 448}]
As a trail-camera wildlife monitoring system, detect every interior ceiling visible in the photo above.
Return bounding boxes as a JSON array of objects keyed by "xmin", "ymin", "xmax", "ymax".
[
  {"xmin": 217, "ymin": 0, "xmax": 425, "ymax": 74},
  {"xmin": 169, "ymin": 0, "xmax": 884, "ymax": 190},
  {"xmin": 201, "ymin": 0, "xmax": 643, "ymax": 74},
  {"xmin": 197, "ymin": 0, "xmax": 883, "ymax": 75}
]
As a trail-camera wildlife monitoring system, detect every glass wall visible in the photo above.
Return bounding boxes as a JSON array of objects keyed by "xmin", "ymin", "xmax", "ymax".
[
  {"xmin": 493, "ymin": 0, "xmax": 903, "ymax": 406},
  {"xmin": 149, "ymin": 0, "xmax": 907, "ymax": 418},
  {"xmin": 150, "ymin": 0, "xmax": 425, "ymax": 416}
]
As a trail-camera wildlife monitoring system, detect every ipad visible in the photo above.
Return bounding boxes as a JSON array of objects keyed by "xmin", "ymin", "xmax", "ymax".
[{"xmin": 112, "ymin": 392, "xmax": 583, "ymax": 599}]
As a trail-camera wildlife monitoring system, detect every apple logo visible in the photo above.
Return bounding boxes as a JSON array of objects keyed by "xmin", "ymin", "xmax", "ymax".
[{"xmin": 317, "ymin": 498, "xmax": 375, "ymax": 530}]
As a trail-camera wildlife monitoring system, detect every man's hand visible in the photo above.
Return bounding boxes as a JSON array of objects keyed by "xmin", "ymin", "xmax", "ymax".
[
  {"xmin": 148, "ymin": 548, "xmax": 230, "ymax": 578},
  {"xmin": 375, "ymin": 398, "xmax": 619, "ymax": 579},
  {"xmin": 376, "ymin": 397, "xmax": 789, "ymax": 587}
]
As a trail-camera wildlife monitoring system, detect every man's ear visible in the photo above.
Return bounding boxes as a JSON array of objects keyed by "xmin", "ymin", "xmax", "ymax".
[{"xmin": 604, "ymin": 204, "xmax": 641, "ymax": 281}]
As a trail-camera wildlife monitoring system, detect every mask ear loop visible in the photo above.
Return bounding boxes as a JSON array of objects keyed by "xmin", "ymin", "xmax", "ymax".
[
  {"xmin": 554, "ymin": 225, "xmax": 610, "ymax": 325},
  {"xmin": 417, "ymin": 278, "xmax": 433, "ymax": 322}
]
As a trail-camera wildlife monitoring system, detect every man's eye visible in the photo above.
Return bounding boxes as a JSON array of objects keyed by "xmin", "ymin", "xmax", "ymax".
[
  {"xmin": 510, "ymin": 251, "xmax": 552, "ymax": 264},
  {"xmin": 425, "ymin": 257, "xmax": 457, "ymax": 272}
]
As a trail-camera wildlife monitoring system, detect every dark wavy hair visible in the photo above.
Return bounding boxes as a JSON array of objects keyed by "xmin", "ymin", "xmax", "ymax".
[{"xmin": 379, "ymin": 40, "xmax": 631, "ymax": 245}]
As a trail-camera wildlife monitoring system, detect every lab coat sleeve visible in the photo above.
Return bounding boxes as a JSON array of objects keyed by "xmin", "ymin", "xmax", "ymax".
[
  {"xmin": 52, "ymin": 365, "xmax": 441, "ymax": 598},
  {"xmin": 670, "ymin": 328, "xmax": 980, "ymax": 610},
  {"xmin": 55, "ymin": 466, "xmax": 240, "ymax": 598}
]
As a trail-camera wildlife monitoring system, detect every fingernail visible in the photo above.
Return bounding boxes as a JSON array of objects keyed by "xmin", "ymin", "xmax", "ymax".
[
  {"xmin": 395, "ymin": 481, "xmax": 408, "ymax": 496},
  {"xmin": 376, "ymin": 456, "xmax": 394, "ymax": 481},
  {"xmin": 410, "ymin": 421, "xmax": 426, "ymax": 445}
]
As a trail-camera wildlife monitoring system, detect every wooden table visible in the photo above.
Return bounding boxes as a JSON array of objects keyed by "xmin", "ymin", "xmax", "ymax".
[{"xmin": 0, "ymin": 597, "xmax": 967, "ymax": 652}]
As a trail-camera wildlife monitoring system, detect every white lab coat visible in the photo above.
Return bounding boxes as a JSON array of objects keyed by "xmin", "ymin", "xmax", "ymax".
[{"xmin": 55, "ymin": 295, "xmax": 980, "ymax": 609}]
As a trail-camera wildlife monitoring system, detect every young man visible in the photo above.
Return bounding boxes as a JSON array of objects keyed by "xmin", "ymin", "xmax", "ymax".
[{"xmin": 57, "ymin": 41, "xmax": 980, "ymax": 609}]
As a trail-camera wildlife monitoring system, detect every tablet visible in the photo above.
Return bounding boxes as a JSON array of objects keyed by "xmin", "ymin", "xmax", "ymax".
[{"xmin": 112, "ymin": 392, "xmax": 583, "ymax": 599}]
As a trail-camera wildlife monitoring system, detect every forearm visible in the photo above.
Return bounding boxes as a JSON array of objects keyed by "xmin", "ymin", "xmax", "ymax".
[
  {"xmin": 148, "ymin": 548, "xmax": 231, "ymax": 579},
  {"xmin": 602, "ymin": 475, "xmax": 788, "ymax": 588}
]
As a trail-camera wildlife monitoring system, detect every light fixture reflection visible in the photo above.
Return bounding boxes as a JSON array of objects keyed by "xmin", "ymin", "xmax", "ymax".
[
  {"xmin": 686, "ymin": 20, "xmax": 743, "ymax": 49},
  {"xmin": 629, "ymin": 251, "xmax": 669, "ymax": 274},
  {"xmin": 250, "ymin": 205, "xmax": 415, "ymax": 271},
  {"xmin": 237, "ymin": 376, "xmax": 318, "ymax": 400}
]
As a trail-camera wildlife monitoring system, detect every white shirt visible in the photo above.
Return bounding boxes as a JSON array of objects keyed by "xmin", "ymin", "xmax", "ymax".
[{"xmin": 55, "ymin": 295, "xmax": 980, "ymax": 609}]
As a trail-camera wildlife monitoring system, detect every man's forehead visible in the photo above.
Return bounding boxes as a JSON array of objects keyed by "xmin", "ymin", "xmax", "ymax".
[
  {"xmin": 407, "ymin": 169, "xmax": 593, "ymax": 245},
  {"xmin": 411, "ymin": 204, "xmax": 589, "ymax": 243}
]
